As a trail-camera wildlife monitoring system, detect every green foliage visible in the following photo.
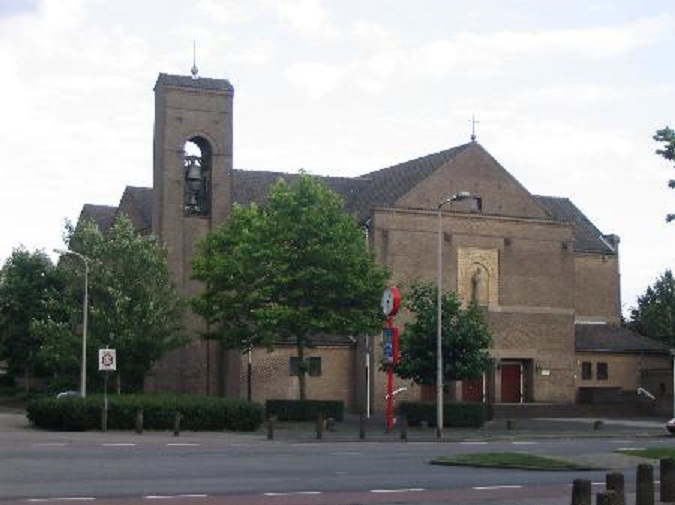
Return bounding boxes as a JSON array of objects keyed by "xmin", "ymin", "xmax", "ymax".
[
  {"xmin": 193, "ymin": 174, "xmax": 389, "ymax": 399},
  {"xmin": 0, "ymin": 248, "xmax": 65, "ymax": 387},
  {"xmin": 395, "ymin": 282, "xmax": 493, "ymax": 385},
  {"xmin": 26, "ymin": 395, "xmax": 264, "ymax": 432},
  {"xmin": 653, "ymin": 126, "xmax": 675, "ymax": 223},
  {"xmin": 629, "ymin": 269, "xmax": 675, "ymax": 345},
  {"xmin": 266, "ymin": 399, "xmax": 344, "ymax": 421},
  {"xmin": 398, "ymin": 401, "xmax": 485, "ymax": 427},
  {"xmin": 431, "ymin": 452, "xmax": 588, "ymax": 470},
  {"xmin": 38, "ymin": 216, "xmax": 187, "ymax": 392}
]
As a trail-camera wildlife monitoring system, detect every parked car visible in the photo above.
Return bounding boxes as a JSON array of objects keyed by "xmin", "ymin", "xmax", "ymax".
[
  {"xmin": 56, "ymin": 390, "xmax": 81, "ymax": 399},
  {"xmin": 666, "ymin": 418, "xmax": 675, "ymax": 435}
]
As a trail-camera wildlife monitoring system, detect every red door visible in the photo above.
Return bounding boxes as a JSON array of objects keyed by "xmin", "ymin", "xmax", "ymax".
[
  {"xmin": 462, "ymin": 377, "xmax": 484, "ymax": 402},
  {"xmin": 501, "ymin": 363, "xmax": 521, "ymax": 403}
]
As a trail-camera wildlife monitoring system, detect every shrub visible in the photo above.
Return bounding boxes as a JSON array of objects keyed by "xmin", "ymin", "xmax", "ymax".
[
  {"xmin": 26, "ymin": 394, "xmax": 264, "ymax": 432},
  {"xmin": 398, "ymin": 401, "xmax": 485, "ymax": 427},
  {"xmin": 266, "ymin": 399, "xmax": 344, "ymax": 421}
]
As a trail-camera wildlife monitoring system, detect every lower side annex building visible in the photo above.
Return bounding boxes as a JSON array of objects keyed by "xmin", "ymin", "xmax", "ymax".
[{"xmin": 79, "ymin": 72, "xmax": 671, "ymax": 414}]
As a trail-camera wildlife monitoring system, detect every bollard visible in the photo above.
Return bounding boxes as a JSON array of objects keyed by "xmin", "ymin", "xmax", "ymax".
[
  {"xmin": 173, "ymin": 412, "xmax": 181, "ymax": 437},
  {"xmin": 316, "ymin": 412, "xmax": 324, "ymax": 440},
  {"xmin": 506, "ymin": 419, "xmax": 515, "ymax": 430},
  {"xmin": 594, "ymin": 420, "xmax": 604, "ymax": 431},
  {"xmin": 400, "ymin": 415, "xmax": 407, "ymax": 441},
  {"xmin": 135, "ymin": 408, "xmax": 144, "ymax": 434},
  {"xmin": 359, "ymin": 412, "xmax": 366, "ymax": 440},
  {"xmin": 661, "ymin": 458, "xmax": 675, "ymax": 502},
  {"xmin": 606, "ymin": 472, "xmax": 625, "ymax": 505},
  {"xmin": 597, "ymin": 490, "xmax": 619, "ymax": 505},
  {"xmin": 571, "ymin": 478, "xmax": 592, "ymax": 505},
  {"xmin": 636, "ymin": 463, "xmax": 654, "ymax": 505},
  {"xmin": 101, "ymin": 405, "xmax": 108, "ymax": 433},
  {"xmin": 267, "ymin": 417, "xmax": 274, "ymax": 440}
]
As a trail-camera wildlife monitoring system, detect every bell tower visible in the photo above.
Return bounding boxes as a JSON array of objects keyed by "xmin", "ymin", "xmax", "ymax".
[
  {"xmin": 151, "ymin": 73, "xmax": 236, "ymax": 395},
  {"xmin": 152, "ymin": 73, "xmax": 233, "ymax": 292}
]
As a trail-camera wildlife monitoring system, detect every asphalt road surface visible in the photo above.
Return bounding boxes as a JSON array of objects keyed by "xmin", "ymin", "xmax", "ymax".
[{"xmin": 0, "ymin": 428, "xmax": 668, "ymax": 505}]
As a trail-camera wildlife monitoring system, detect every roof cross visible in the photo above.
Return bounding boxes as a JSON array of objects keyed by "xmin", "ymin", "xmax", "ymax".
[{"xmin": 469, "ymin": 114, "xmax": 480, "ymax": 142}]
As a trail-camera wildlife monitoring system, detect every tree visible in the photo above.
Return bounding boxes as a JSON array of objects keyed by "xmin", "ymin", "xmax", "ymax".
[
  {"xmin": 629, "ymin": 270, "xmax": 675, "ymax": 346},
  {"xmin": 653, "ymin": 127, "xmax": 675, "ymax": 223},
  {"xmin": 192, "ymin": 174, "xmax": 390, "ymax": 400},
  {"xmin": 42, "ymin": 216, "xmax": 186, "ymax": 392},
  {"xmin": 0, "ymin": 248, "xmax": 64, "ymax": 391},
  {"xmin": 395, "ymin": 282, "xmax": 493, "ymax": 386}
]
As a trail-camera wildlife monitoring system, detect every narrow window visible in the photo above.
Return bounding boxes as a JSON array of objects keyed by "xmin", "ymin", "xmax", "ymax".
[
  {"xmin": 596, "ymin": 362, "xmax": 608, "ymax": 381},
  {"xmin": 183, "ymin": 138, "xmax": 211, "ymax": 216},
  {"xmin": 289, "ymin": 357, "xmax": 300, "ymax": 376},
  {"xmin": 308, "ymin": 357, "xmax": 322, "ymax": 377},
  {"xmin": 581, "ymin": 362, "xmax": 592, "ymax": 380}
]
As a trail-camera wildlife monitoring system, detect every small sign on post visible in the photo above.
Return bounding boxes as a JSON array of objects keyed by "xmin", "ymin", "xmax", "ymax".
[
  {"xmin": 99, "ymin": 349, "xmax": 117, "ymax": 371},
  {"xmin": 99, "ymin": 348, "xmax": 116, "ymax": 432}
]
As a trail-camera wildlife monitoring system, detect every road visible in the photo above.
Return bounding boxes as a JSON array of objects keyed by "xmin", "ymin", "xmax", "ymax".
[{"xmin": 0, "ymin": 425, "xmax": 667, "ymax": 505}]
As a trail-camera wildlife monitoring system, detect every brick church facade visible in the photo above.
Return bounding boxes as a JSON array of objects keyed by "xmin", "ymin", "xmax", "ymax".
[{"xmin": 79, "ymin": 72, "xmax": 671, "ymax": 414}]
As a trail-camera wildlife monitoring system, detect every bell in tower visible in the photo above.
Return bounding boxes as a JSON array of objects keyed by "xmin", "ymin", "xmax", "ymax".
[{"xmin": 183, "ymin": 150, "xmax": 209, "ymax": 216}]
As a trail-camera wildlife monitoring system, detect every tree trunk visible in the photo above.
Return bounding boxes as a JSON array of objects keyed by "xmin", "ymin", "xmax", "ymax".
[{"xmin": 297, "ymin": 342, "xmax": 306, "ymax": 400}]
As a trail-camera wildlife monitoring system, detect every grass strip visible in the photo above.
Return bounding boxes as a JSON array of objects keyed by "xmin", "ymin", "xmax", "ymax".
[
  {"xmin": 430, "ymin": 452, "xmax": 593, "ymax": 471},
  {"xmin": 617, "ymin": 448, "xmax": 675, "ymax": 459}
]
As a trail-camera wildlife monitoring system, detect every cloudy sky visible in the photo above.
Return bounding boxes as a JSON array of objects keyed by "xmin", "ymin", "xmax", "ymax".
[{"xmin": 1, "ymin": 0, "xmax": 673, "ymax": 315}]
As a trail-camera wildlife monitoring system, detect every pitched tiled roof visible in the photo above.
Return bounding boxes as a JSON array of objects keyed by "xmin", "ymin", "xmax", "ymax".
[
  {"xmin": 79, "ymin": 204, "xmax": 116, "ymax": 233},
  {"xmin": 82, "ymin": 144, "xmax": 615, "ymax": 257},
  {"xmin": 155, "ymin": 73, "xmax": 234, "ymax": 93},
  {"xmin": 118, "ymin": 186, "xmax": 153, "ymax": 231},
  {"xmin": 535, "ymin": 196, "xmax": 616, "ymax": 254},
  {"xmin": 232, "ymin": 170, "xmax": 367, "ymax": 214},
  {"xmin": 347, "ymin": 143, "xmax": 474, "ymax": 220},
  {"xmin": 576, "ymin": 324, "xmax": 669, "ymax": 354}
]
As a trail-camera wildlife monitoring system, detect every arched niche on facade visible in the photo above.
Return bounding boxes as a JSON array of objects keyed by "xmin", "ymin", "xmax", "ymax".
[{"xmin": 183, "ymin": 137, "xmax": 212, "ymax": 217}]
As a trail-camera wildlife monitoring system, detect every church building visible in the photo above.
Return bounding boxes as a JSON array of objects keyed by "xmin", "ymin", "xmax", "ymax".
[{"xmin": 79, "ymin": 72, "xmax": 671, "ymax": 414}]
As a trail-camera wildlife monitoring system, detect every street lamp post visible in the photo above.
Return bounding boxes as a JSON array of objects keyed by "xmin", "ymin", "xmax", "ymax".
[
  {"xmin": 436, "ymin": 191, "xmax": 471, "ymax": 439},
  {"xmin": 54, "ymin": 249, "xmax": 89, "ymax": 398}
]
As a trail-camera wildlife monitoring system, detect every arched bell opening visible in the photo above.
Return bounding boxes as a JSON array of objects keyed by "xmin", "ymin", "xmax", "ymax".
[{"xmin": 183, "ymin": 137, "xmax": 212, "ymax": 216}]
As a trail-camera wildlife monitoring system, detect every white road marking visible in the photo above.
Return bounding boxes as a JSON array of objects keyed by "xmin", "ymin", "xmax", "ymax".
[
  {"xmin": 617, "ymin": 447, "xmax": 644, "ymax": 451},
  {"xmin": 263, "ymin": 491, "xmax": 322, "ymax": 496},
  {"xmin": 473, "ymin": 485, "xmax": 523, "ymax": 490},
  {"xmin": 370, "ymin": 488, "xmax": 424, "ymax": 493},
  {"xmin": 101, "ymin": 443, "xmax": 136, "ymax": 447},
  {"xmin": 32, "ymin": 443, "xmax": 67, "ymax": 447},
  {"xmin": 144, "ymin": 494, "xmax": 207, "ymax": 500},
  {"xmin": 460, "ymin": 441, "xmax": 488, "ymax": 445},
  {"xmin": 511, "ymin": 441, "xmax": 537, "ymax": 445},
  {"xmin": 27, "ymin": 498, "xmax": 95, "ymax": 502}
]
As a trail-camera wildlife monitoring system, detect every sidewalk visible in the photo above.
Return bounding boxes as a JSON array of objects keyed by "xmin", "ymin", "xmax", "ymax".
[{"xmin": 1, "ymin": 407, "xmax": 670, "ymax": 443}]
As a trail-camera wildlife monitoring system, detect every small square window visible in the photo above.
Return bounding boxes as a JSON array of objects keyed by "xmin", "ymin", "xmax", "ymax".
[
  {"xmin": 597, "ymin": 362, "xmax": 608, "ymax": 381},
  {"xmin": 581, "ymin": 362, "xmax": 592, "ymax": 380},
  {"xmin": 289, "ymin": 357, "xmax": 322, "ymax": 377}
]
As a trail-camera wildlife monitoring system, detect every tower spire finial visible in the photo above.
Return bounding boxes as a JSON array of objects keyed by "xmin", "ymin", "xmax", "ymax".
[
  {"xmin": 469, "ymin": 114, "xmax": 480, "ymax": 142},
  {"xmin": 191, "ymin": 39, "xmax": 199, "ymax": 79}
]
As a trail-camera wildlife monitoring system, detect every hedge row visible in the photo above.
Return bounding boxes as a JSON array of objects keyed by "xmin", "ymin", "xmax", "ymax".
[
  {"xmin": 266, "ymin": 399, "xmax": 344, "ymax": 421},
  {"xmin": 398, "ymin": 401, "xmax": 485, "ymax": 427},
  {"xmin": 26, "ymin": 394, "xmax": 264, "ymax": 432}
]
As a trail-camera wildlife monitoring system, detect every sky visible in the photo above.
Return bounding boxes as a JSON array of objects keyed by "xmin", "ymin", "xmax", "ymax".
[{"xmin": 1, "ymin": 0, "xmax": 673, "ymax": 316}]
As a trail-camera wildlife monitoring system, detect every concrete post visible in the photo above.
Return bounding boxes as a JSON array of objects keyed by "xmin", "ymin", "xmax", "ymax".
[
  {"xmin": 400, "ymin": 415, "xmax": 408, "ymax": 441},
  {"xmin": 606, "ymin": 472, "xmax": 624, "ymax": 505},
  {"xmin": 173, "ymin": 412, "xmax": 181, "ymax": 437},
  {"xmin": 636, "ymin": 463, "xmax": 654, "ymax": 505},
  {"xmin": 359, "ymin": 412, "xmax": 366, "ymax": 440},
  {"xmin": 135, "ymin": 408, "xmax": 143, "ymax": 434},
  {"xmin": 266, "ymin": 417, "xmax": 274, "ymax": 440},
  {"xmin": 571, "ymin": 478, "xmax": 592, "ymax": 505},
  {"xmin": 661, "ymin": 457, "xmax": 675, "ymax": 502},
  {"xmin": 597, "ymin": 490, "xmax": 619, "ymax": 505},
  {"xmin": 316, "ymin": 412, "xmax": 323, "ymax": 440}
]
